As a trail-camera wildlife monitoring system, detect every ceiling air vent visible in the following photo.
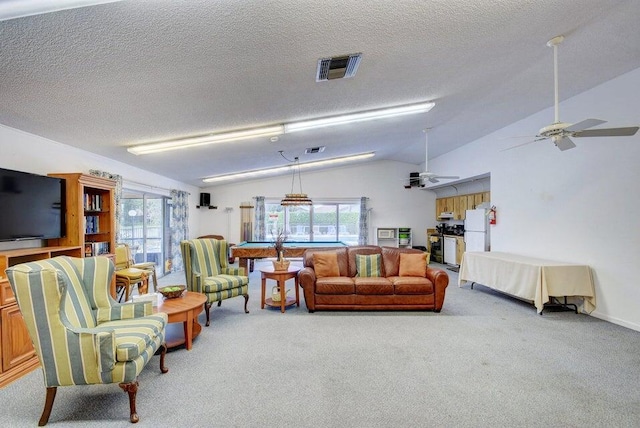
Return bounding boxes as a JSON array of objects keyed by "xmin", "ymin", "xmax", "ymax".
[
  {"xmin": 305, "ymin": 146, "xmax": 326, "ymax": 154},
  {"xmin": 316, "ymin": 53, "xmax": 362, "ymax": 82}
]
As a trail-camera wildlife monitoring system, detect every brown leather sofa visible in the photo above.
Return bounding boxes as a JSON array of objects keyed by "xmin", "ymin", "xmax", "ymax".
[{"xmin": 298, "ymin": 245, "xmax": 449, "ymax": 312}]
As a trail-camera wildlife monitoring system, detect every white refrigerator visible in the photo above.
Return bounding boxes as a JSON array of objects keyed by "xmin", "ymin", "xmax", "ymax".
[{"xmin": 464, "ymin": 209, "xmax": 490, "ymax": 252}]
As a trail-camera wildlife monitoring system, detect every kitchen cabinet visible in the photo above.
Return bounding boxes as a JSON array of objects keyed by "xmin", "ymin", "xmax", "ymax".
[
  {"xmin": 436, "ymin": 192, "xmax": 491, "ymax": 219},
  {"xmin": 436, "ymin": 199, "xmax": 447, "ymax": 217},
  {"xmin": 0, "ymin": 245, "xmax": 82, "ymax": 387},
  {"xmin": 457, "ymin": 196, "xmax": 468, "ymax": 220},
  {"xmin": 473, "ymin": 193, "xmax": 484, "ymax": 209},
  {"xmin": 455, "ymin": 236, "xmax": 465, "ymax": 265},
  {"xmin": 467, "ymin": 195, "xmax": 475, "ymax": 211}
]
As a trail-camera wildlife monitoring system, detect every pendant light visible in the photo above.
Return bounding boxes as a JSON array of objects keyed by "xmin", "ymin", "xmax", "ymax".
[{"xmin": 280, "ymin": 153, "xmax": 312, "ymax": 206}]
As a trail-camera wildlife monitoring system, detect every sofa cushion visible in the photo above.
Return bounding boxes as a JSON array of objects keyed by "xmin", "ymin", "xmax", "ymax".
[
  {"xmin": 313, "ymin": 252, "xmax": 340, "ymax": 278},
  {"xmin": 100, "ymin": 313, "xmax": 167, "ymax": 362},
  {"xmin": 390, "ymin": 276, "xmax": 434, "ymax": 295},
  {"xmin": 303, "ymin": 248, "xmax": 349, "ymax": 277},
  {"xmin": 354, "ymin": 277, "xmax": 393, "ymax": 295},
  {"xmin": 347, "ymin": 246, "xmax": 384, "ymax": 277},
  {"xmin": 399, "ymin": 253, "xmax": 427, "ymax": 277},
  {"xmin": 381, "ymin": 246, "xmax": 425, "ymax": 277},
  {"xmin": 315, "ymin": 277, "xmax": 355, "ymax": 294},
  {"xmin": 355, "ymin": 254, "xmax": 382, "ymax": 277},
  {"xmin": 203, "ymin": 274, "xmax": 249, "ymax": 293}
]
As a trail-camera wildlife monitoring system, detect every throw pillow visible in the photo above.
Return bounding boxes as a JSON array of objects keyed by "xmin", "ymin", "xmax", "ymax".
[
  {"xmin": 355, "ymin": 254, "xmax": 382, "ymax": 277},
  {"xmin": 313, "ymin": 252, "xmax": 340, "ymax": 277},
  {"xmin": 399, "ymin": 253, "xmax": 427, "ymax": 277}
]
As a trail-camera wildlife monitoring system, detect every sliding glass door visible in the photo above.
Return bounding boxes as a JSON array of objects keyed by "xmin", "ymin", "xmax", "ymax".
[{"xmin": 119, "ymin": 191, "xmax": 170, "ymax": 275}]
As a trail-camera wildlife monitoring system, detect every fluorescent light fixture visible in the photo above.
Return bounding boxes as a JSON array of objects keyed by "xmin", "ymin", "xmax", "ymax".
[
  {"xmin": 128, "ymin": 100, "xmax": 434, "ymax": 155},
  {"xmin": 284, "ymin": 102, "xmax": 435, "ymax": 133},
  {"xmin": 0, "ymin": 0, "xmax": 124, "ymax": 21},
  {"xmin": 127, "ymin": 125, "xmax": 285, "ymax": 155},
  {"xmin": 203, "ymin": 152, "xmax": 375, "ymax": 183}
]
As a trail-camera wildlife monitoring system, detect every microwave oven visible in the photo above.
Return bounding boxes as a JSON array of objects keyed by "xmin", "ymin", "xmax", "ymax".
[{"xmin": 377, "ymin": 229, "xmax": 395, "ymax": 239}]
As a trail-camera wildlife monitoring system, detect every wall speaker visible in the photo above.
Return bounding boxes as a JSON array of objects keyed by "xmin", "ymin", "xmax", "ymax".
[
  {"xmin": 409, "ymin": 172, "xmax": 421, "ymax": 186},
  {"xmin": 198, "ymin": 192, "xmax": 210, "ymax": 207}
]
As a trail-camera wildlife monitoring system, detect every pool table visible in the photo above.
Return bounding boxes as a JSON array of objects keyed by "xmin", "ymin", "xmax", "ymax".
[{"xmin": 231, "ymin": 241, "xmax": 349, "ymax": 271}]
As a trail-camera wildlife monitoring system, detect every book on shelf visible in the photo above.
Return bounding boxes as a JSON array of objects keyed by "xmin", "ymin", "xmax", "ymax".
[
  {"xmin": 84, "ymin": 242, "xmax": 110, "ymax": 257},
  {"xmin": 84, "ymin": 215, "xmax": 100, "ymax": 234},
  {"xmin": 84, "ymin": 193, "xmax": 103, "ymax": 211}
]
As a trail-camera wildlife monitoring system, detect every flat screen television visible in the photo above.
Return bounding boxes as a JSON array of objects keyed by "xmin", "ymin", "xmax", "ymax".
[{"xmin": 0, "ymin": 167, "xmax": 66, "ymax": 242}]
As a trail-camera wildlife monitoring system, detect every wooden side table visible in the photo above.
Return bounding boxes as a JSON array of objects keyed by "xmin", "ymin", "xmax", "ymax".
[
  {"xmin": 155, "ymin": 291, "xmax": 207, "ymax": 350},
  {"xmin": 260, "ymin": 266, "xmax": 300, "ymax": 313}
]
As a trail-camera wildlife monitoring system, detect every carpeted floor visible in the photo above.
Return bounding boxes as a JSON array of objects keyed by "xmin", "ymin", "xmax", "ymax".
[{"xmin": 1, "ymin": 260, "xmax": 640, "ymax": 427}]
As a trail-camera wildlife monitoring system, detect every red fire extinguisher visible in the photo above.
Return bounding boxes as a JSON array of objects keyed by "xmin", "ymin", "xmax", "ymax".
[{"xmin": 488, "ymin": 206, "xmax": 497, "ymax": 225}]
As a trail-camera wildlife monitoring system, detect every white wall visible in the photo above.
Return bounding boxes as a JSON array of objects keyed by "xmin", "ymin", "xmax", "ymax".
[
  {"xmin": 0, "ymin": 125, "xmax": 200, "ymax": 248},
  {"xmin": 198, "ymin": 160, "xmax": 435, "ymax": 247},
  {"xmin": 0, "ymin": 125, "xmax": 435, "ymax": 250},
  {"xmin": 428, "ymin": 67, "xmax": 640, "ymax": 331}
]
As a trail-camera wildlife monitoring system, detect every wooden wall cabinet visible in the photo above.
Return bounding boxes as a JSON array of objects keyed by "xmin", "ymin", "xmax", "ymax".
[
  {"xmin": 48, "ymin": 173, "xmax": 116, "ymax": 257},
  {"xmin": 0, "ymin": 246, "xmax": 82, "ymax": 387},
  {"xmin": 436, "ymin": 192, "xmax": 491, "ymax": 220},
  {"xmin": 455, "ymin": 236, "xmax": 465, "ymax": 265}
]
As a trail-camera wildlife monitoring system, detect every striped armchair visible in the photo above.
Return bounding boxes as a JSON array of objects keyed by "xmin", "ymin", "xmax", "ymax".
[
  {"xmin": 5, "ymin": 256, "xmax": 168, "ymax": 426},
  {"xmin": 180, "ymin": 238, "xmax": 249, "ymax": 326}
]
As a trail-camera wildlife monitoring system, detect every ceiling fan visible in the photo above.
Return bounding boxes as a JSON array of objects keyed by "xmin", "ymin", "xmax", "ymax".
[
  {"xmin": 505, "ymin": 35, "xmax": 639, "ymax": 152},
  {"xmin": 417, "ymin": 129, "xmax": 459, "ymax": 184}
]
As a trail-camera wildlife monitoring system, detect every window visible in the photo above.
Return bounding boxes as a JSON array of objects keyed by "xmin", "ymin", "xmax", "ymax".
[{"xmin": 264, "ymin": 200, "xmax": 360, "ymax": 245}]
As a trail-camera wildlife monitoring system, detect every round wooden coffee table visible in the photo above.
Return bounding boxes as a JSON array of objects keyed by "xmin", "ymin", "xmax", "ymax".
[
  {"xmin": 156, "ymin": 290, "xmax": 207, "ymax": 350},
  {"xmin": 260, "ymin": 266, "xmax": 300, "ymax": 313}
]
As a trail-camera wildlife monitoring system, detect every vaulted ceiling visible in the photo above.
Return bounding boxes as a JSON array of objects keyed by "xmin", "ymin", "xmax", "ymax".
[{"xmin": 1, "ymin": 1, "xmax": 639, "ymax": 187}]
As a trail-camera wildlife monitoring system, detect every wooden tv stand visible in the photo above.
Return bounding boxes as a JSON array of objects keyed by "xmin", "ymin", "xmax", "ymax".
[{"xmin": 0, "ymin": 245, "xmax": 82, "ymax": 387}]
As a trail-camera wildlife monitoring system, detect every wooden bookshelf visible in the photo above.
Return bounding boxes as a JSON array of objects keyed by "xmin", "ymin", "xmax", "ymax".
[{"xmin": 47, "ymin": 173, "xmax": 116, "ymax": 257}]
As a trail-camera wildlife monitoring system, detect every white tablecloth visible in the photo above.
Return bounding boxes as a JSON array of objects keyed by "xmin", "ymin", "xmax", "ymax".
[{"xmin": 458, "ymin": 252, "xmax": 596, "ymax": 314}]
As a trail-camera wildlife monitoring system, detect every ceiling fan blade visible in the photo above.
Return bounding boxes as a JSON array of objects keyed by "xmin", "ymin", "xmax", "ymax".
[
  {"xmin": 434, "ymin": 175, "xmax": 460, "ymax": 180},
  {"xmin": 564, "ymin": 118, "xmax": 607, "ymax": 132},
  {"xmin": 554, "ymin": 136, "xmax": 576, "ymax": 151},
  {"xmin": 500, "ymin": 137, "xmax": 547, "ymax": 152},
  {"xmin": 573, "ymin": 126, "xmax": 639, "ymax": 138},
  {"xmin": 428, "ymin": 177, "xmax": 440, "ymax": 183}
]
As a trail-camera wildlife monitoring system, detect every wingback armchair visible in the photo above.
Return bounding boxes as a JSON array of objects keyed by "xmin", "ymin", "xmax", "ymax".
[
  {"xmin": 180, "ymin": 238, "xmax": 249, "ymax": 326},
  {"xmin": 5, "ymin": 256, "xmax": 168, "ymax": 425}
]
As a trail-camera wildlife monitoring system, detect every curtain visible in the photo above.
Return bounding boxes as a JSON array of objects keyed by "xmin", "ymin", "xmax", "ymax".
[
  {"xmin": 89, "ymin": 169, "xmax": 123, "ymax": 241},
  {"xmin": 358, "ymin": 197, "xmax": 369, "ymax": 245},
  {"xmin": 254, "ymin": 196, "xmax": 265, "ymax": 241},
  {"xmin": 170, "ymin": 190, "xmax": 189, "ymax": 272}
]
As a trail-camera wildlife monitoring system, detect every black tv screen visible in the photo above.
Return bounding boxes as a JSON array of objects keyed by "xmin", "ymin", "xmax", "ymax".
[{"xmin": 0, "ymin": 168, "xmax": 66, "ymax": 242}]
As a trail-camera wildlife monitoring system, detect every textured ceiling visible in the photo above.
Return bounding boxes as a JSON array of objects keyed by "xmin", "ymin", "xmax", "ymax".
[{"xmin": 1, "ymin": 0, "xmax": 640, "ymax": 187}]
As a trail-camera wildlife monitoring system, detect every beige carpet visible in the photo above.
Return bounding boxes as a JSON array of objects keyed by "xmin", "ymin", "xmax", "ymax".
[{"xmin": 1, "ymin": 260, "xmax": 639, "ymax": 427}]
